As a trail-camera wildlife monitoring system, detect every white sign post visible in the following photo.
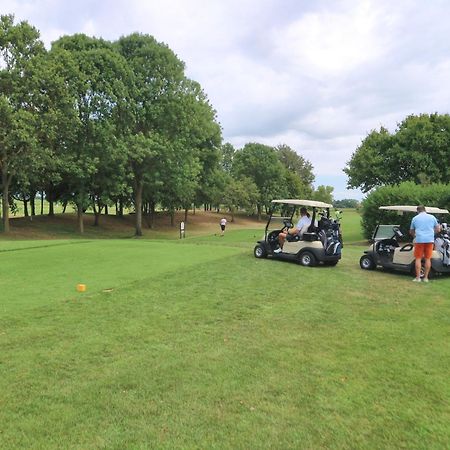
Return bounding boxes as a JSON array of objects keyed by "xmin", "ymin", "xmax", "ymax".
[{"xmin": 180, "ymin": 221, "xmax": 185, "ymax": 239}]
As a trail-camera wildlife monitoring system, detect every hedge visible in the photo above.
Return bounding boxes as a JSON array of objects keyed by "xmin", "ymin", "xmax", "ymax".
[{"xmin": 361, "ymin": 182, "xmax": 450, "ymax": 239}]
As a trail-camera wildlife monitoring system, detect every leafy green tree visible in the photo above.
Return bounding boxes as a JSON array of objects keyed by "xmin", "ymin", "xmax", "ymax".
[
  {"xmin": 277, "ymin": 144, "xmax": 314, "ymax": 189},
  {"xmin": 232, "ymin": 143, "xmax": 285, "ymax": 219},
  {"xmin": 201, "ymin": 168, "xmax": 227, "ymax": 212},
  {"xmin": 221, "ymin": 142, "xmax": 235, "ymax": 173},
  {"xmin": 178, "ymin": 80, "xmax": 221, "ymax": 214},
  {"xmin": 282, "ymin": 169, "xmax": 311, "ymax": 199},
  {"xmin": 51, "ymin": 34, "xmax": 130, "ymax": 233},
  {"xmin": 394, "ymin": 114, "xmax": 450, "ymax": 184},
  {"xmin": 116, "ymin": 34, "xmax": 221, "ymax": 233},
  {"xmin": 313, "ymin": 185, "xmax": 334, "ymax": 204},
  {"xmin": 116, "ymin": 33, "xmax": 186, "ymax": 235},
  {"xmin": 157, "ymin": 137, "xmax": 202, "ymax": 225},
  {"xmin": 0, "ymin": 14, "xmax": 44, "ymax": 232},
  {"xmin": 20, "ymin": 45, "xmax": 79, "ymax": 217},
  {"xmin": 345, "ymin": 114, "xmax": 450, "ymax": 192},
  {"xmin": 344, "ymin": 127, "xmax": 394, "ymax": 192},
  {"xmin": 223, "ymin": 176, "xmax": 259, "ymax": 221}
]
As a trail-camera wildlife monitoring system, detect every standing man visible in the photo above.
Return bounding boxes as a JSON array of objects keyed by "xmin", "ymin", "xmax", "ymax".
[
  {"xmin": 410, "ymin": 205, "xmax": 441, "ymax": 282},
  {"xmin": 220, "ymin": 217, "xmax": 227, "ymax": 236}
]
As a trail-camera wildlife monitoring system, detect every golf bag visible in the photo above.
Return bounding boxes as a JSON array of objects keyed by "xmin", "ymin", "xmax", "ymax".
[
  {"xmin": 318, "ymin": 219, "xmax": 342, "ymax": 256},
  {"xmin": 435, "ymin": 232, "xmax": 450, "ymax": 266}
]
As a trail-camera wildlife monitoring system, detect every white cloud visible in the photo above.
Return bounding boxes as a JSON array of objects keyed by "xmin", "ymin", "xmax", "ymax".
[
  {"xmin": 271, "ymin": 0, "xmax": 392, "ymax": 78},
  {"xmin": 3, "ymin": 0, "xmax": 450, "ymax": 199}
]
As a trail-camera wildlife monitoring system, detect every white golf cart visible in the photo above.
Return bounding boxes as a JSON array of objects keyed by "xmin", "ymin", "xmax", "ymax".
[
  {"xmin": 253, "ymin": 199, "xmax": 342, "ymax": 266},
  {"xmin": 359, "ymin": 205, "xmax": 450, "ymax": 277}
]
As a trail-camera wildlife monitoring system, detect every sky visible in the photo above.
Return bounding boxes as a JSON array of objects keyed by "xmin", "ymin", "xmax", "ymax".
[{"xmin": 3, "ymin": 0, "xmax": 450, "ymax": 199}]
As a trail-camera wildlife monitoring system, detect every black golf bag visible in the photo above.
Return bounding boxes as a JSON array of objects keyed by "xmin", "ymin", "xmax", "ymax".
[{"xmin": 318, "ymin": 217, "xmax": 342, "ymax": 256}]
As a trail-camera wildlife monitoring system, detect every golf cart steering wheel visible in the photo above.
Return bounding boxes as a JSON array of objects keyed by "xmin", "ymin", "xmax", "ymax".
[
  {"xmin": 283, "ymin": 219, "xmax": 293, "ymax": 231},
  {"xmin": 268, "ymin": 230, "xmax": 280, "ymax": 245}
]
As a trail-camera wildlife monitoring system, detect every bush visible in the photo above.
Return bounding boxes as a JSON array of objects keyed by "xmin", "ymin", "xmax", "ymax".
[{"xmin": 361, "ymin": 182, "xmax": 450, "ymax": 239}]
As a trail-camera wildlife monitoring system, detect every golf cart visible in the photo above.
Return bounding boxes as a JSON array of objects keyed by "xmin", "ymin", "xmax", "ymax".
[
  {"xmin": 359, "ymin": 205, "xmax": 450, "ymax": 277},
  {"xmin": 253, "ymin": 199, "xmax": 342, "ymax": 266}
]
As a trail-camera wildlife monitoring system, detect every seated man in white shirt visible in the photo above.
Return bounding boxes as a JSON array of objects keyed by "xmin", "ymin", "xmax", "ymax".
[{"xmin": 274, "ymin": 207, "xmax": 311, "ymax": 253}]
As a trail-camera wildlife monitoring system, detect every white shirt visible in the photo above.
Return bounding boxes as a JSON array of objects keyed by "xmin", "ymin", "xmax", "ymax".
[
  {"xmin": 220, "ymin": 218, "xmax": 227, "ymax": 226},
  {"xmin": 295, "ymin": 216, "xmax": 311, "ymax": 233}
]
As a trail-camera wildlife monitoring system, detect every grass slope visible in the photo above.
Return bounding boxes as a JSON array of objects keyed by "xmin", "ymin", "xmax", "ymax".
[{"xmin": 1, "ymin": 212, "xmax": 449, "ymax": 449}]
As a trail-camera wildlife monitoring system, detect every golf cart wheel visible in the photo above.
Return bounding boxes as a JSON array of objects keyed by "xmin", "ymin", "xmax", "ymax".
[
  {"xmin": 360, "ymin": 255, "xmax": 376, "ymax": 270},
  {"xmin": 254, "ymin": 244, "xmax": 267, "ymax": 259},
  {"xmin": 299, "ymin": 251, "xmax": 317, "ymax": 267}
]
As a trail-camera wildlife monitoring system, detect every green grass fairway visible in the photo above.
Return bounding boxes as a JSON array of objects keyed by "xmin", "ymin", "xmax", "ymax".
[
  {"xmin": 339, "ymin": 208, "xmax": 365, "ymax": 244},
  {"xmin": 1, "ymin": 228, "xmax": 449, "ymax": 449}
]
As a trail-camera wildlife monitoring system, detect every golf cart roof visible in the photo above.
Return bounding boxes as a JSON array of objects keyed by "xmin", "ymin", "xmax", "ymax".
[
  {"xmin": 271, "ymin": 199, "xmax": 333, "ymax": 208},
  {"xmin": 379, "ymin": 205, "xmax": 449, "ymax": 214}
]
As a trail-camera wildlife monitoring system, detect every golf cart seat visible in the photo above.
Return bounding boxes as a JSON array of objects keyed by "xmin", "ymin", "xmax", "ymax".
[
  {"xmin": 286, "ymin": 233, "xmax": 300, "ymax": 242},
  {"xmin": 302, "ymin": 232, "xmax": 318, "ymax": 242}
]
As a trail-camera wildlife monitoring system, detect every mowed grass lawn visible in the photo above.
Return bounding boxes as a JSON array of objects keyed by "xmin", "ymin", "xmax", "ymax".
[{"xmin": 0, "ymin": 211, "xmax": 449, "ymax": 449}]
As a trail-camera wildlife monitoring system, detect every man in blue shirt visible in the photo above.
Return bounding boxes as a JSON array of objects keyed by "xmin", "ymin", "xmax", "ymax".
[{"xmin": 410, "ymin": 205, "xmax": 441, "ymax": 282}]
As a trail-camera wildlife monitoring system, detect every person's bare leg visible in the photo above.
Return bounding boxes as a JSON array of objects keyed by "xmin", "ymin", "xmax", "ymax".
[
  {"xmin": 415, "ymin": 257, "xmax": 422, "ymax": 279},
  {"xmin": 424, "ymin": 258, "xmax": 431, "ymax": 279}
]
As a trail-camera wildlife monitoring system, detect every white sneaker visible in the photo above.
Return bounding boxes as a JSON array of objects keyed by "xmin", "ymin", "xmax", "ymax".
[
  {"xmin": 274, "ymin": 247, "xmax": 282, "ymax": 253},
  {"xmin": 412, "ymin": 278, "xmax": 421, "ymax": 282},
  {"xmin": 423, "ymin": 278, "xmax": 429, "ymax": 283}
]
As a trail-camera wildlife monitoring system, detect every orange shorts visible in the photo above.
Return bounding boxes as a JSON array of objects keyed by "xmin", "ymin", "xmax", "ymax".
[{"xmin": 414, "ymin": 243, "xmax": 434, "ymax": 259}]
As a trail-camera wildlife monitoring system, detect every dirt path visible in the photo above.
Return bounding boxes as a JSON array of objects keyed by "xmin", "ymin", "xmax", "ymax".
[{"xmin": 0, "ymin": 210, "xmax": 263, "ymax": 240}]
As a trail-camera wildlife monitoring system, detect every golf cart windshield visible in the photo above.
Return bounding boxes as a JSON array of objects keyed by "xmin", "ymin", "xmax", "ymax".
[
  {"xmin": 372, "ymin": 225, "xmax": 401, "ymax": 241},
  {"xmin": 374, "ymin": 205, "xmax": 449, "ymax": 242}
]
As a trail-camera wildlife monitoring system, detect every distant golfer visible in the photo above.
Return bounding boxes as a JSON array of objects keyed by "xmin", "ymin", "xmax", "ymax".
[
  {"xmin": 220, "ymin": 217, "xmax": 227, "ymax": 236},
  {"xmin": 410, "ymin": 205, "xmax": 441, "ymax": 282}
]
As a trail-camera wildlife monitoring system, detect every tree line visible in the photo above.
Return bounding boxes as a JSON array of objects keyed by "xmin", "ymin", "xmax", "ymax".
[{"xmin": 0, "ymin": 14, "xmax": 324, "ymax": 235}]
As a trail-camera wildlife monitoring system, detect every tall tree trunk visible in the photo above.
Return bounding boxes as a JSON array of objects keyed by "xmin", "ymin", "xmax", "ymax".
[
  {"xmin": 77, "ymin": 202, "xmax": 84, "ymax": 233},
  {"xmin": 184, "ymin": 208, "xmax": 188, "ymax": 223},
  {"xmin": 40, "ymin": 191, "xmax": 44, "ymax": 215},
  {"xmin": 48, "ymin": 184, "xmax": 55, "ymax": 216},
  {"xmin": 62, "ymin": 201, "xmax": 68, "ymax": 213},
  {"xmin": 23, "ymin": 197, "xmax": 29, "ymax": 217},
  {"xmin": 135, "ymin": 180, "xmax": 143, "ymax": 236},
  {"xmin": 257, "ymin": 204, "xmax": 262, "ymax": 221},
  {"xmin": 149, "ymin": 201, "xmax": 155, "ymax": 229},
  {"xmin": 170, "ymin": 209, "xmax": 175, "ymax": 227},
  {"xmin": 1, "ymin": 164, "xmax": 10, "ymax": 233},
  {"xmin": 92, "ymin": 200, "xmax": 100, "ymax": 227},
  {"xmin": 117, "ymin": 199, "xmax": 123, "ymax": 217},
  {"xmin": 104, "ymin": 205, "xmax": 108, "ymax": 215},
  {"xmin": 30, "ymin": 193, "xmax": 36, "ymax": 216}
]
